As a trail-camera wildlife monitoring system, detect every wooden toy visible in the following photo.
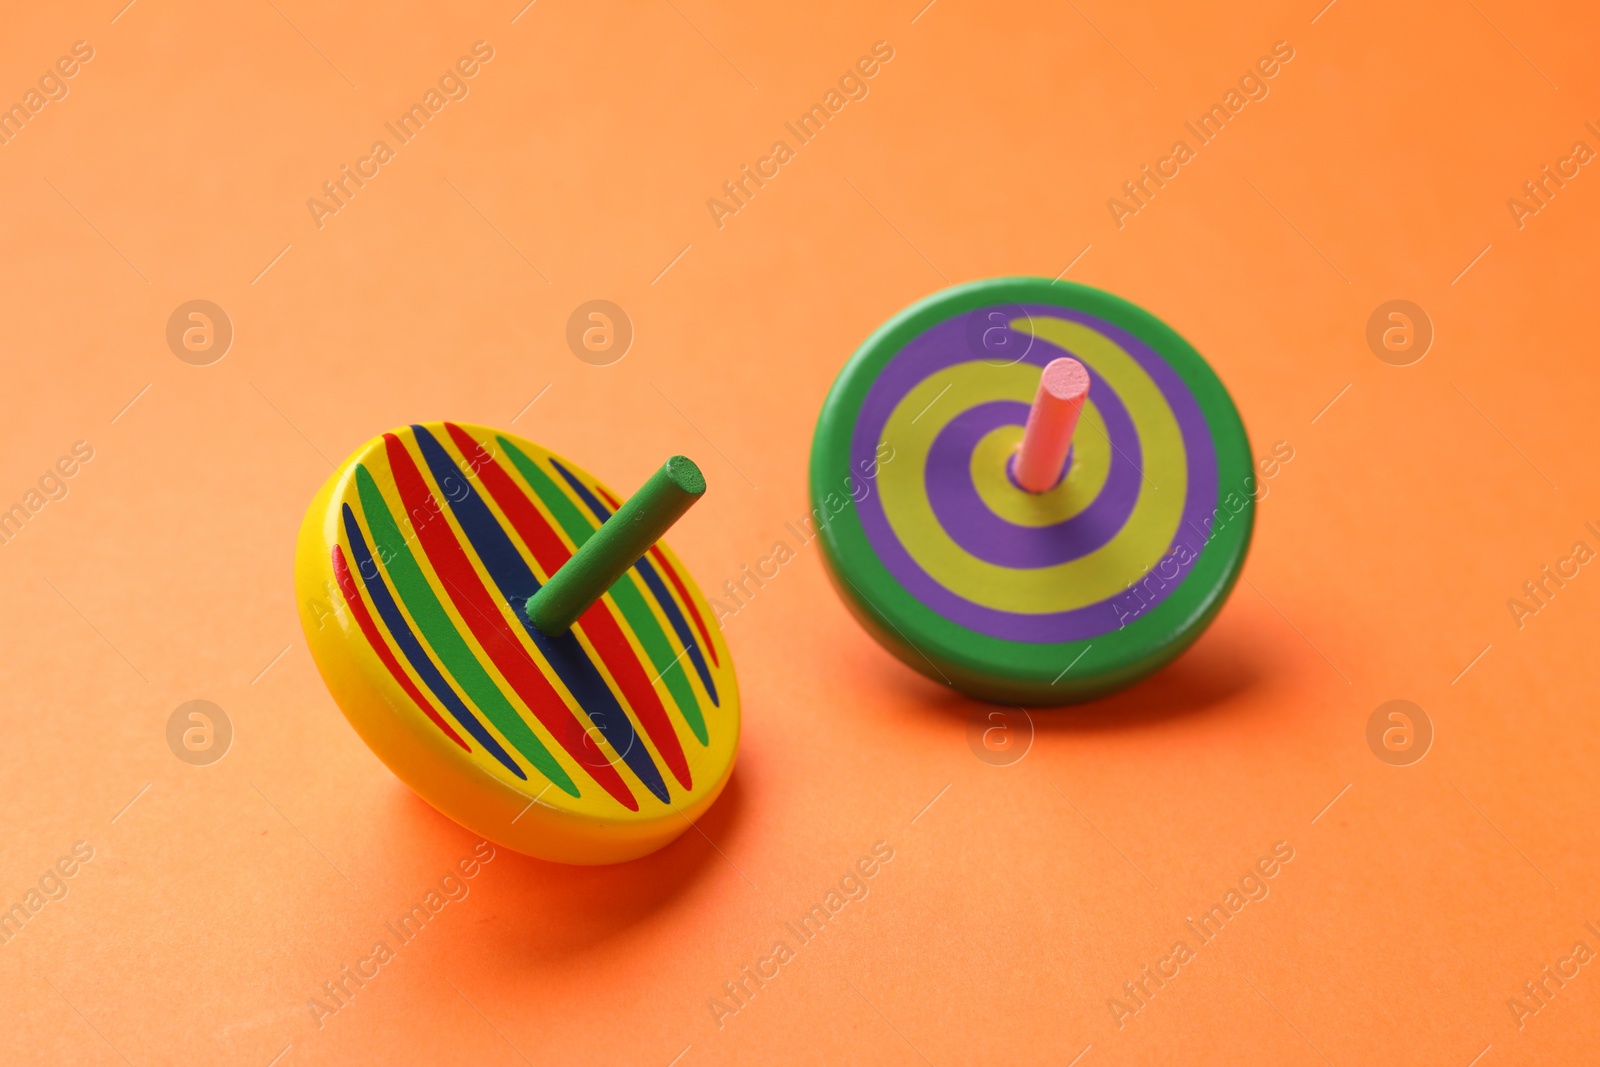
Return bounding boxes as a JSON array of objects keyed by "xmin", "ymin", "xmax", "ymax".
[
  {"xmin": 810, "ymin": 278, "xmax": 1254, "ymax": 705},
  {"xmin": 295, "ymin": 422, "xmax": 737, "ymax": 864}
]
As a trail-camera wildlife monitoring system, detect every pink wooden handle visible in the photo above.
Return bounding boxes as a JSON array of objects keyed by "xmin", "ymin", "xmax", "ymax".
[{"xmin": 1014, "ymin": 357, "xmax": 1089, "ymax": 493}]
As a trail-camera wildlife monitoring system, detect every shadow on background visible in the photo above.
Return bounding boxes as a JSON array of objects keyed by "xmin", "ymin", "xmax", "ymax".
[{"xmin": 391, "ymin": 764, "xmax": 750, "ymax": 962}]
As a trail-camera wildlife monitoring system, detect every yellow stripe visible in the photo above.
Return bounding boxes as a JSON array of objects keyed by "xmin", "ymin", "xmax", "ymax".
[
  {"xmin": 876, "ymin": 319, "xmax": 1187, "ymax": 614},
  {"xmin": 968, "ymin": 401, "xmax": 1111, "ymax": 526}
]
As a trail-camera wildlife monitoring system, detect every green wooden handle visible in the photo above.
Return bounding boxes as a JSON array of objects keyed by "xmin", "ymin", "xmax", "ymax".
[{"xmin": 525, "ymin": 455, "xmax": 705, "ymax": 635}]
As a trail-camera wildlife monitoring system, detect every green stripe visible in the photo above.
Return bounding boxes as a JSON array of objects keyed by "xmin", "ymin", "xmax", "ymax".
[
  {"xmin": 499, "ymin": 437, "xmax": 709, "ymax": 744},
  {"xmin": 355, "ymin": 465, "xmax": 579, "ymax": 796}
]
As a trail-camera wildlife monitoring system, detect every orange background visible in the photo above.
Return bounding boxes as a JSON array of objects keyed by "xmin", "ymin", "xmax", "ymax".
[{"xmin": 2, "ymin": 0, "xmax": 1598, "ymax": 1063}]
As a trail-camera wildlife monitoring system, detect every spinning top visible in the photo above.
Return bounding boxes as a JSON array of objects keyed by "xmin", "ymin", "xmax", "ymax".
[
  {"xmin": 810, "ymin": 278, "xmax": 1254, "ymax": 705},
  {"xmin": 295, "ymin": 422, "xmax": 738, "ymax": 864}
]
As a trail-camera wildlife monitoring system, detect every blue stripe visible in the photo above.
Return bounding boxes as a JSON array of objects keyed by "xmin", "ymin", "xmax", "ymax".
[
  {"xmin": 548, "ymin": 458, "xmax": 719, "ymax": 707},
  {"xmin": 410, "ymin": 426, "xmax": 670, "ymax": 804},
  {"xmin": 340, "ymin": 503, "xmax": 526, "ymax": 780}
]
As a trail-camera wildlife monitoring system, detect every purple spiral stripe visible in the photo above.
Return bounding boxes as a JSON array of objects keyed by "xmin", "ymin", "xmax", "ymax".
[
  {"xmin": 848, "ymin": 305, "xmax": 1220, "ymax": 643},
  {"xmin": 925, "ymin": 370, "xmax": 1142, "ymax": 567}
]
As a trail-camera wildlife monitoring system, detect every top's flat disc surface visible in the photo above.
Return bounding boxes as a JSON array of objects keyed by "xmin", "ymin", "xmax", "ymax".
[
  {"xmin": 294, "ymin": 421, "xmax": 738, "ymax": 864},
  {"xmin": 810, "ymin": 278, "xmax": 1255, "ymax": 704}
]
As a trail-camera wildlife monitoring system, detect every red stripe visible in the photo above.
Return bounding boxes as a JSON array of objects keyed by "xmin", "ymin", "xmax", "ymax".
[
  {"xmin": 382, "ymin": 432, "xmax": 638, "ymax": 811},
  {"xmin": 646, "ymin": 545, "xmax": 718, "ymax": 668},
  {"xmin": 333, "ymin": 544, "xmax": 470, "ymax": 752},
  {"xmin": 446, "ymin": 423, "xmax": 692, "ymax": 790},
  {"xmin": 596, "ymin": 485, "xmax": 720, "ymax": 669}
]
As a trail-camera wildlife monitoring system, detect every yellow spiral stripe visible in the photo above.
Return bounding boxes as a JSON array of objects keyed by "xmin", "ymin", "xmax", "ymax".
[
  {"xmin": 968, "ymin": 401, "xmax": 1111, "ymax": 527},
  {"xmin": 876, "ymin": 318, "xmax": 1188, "ymax": 614}
]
